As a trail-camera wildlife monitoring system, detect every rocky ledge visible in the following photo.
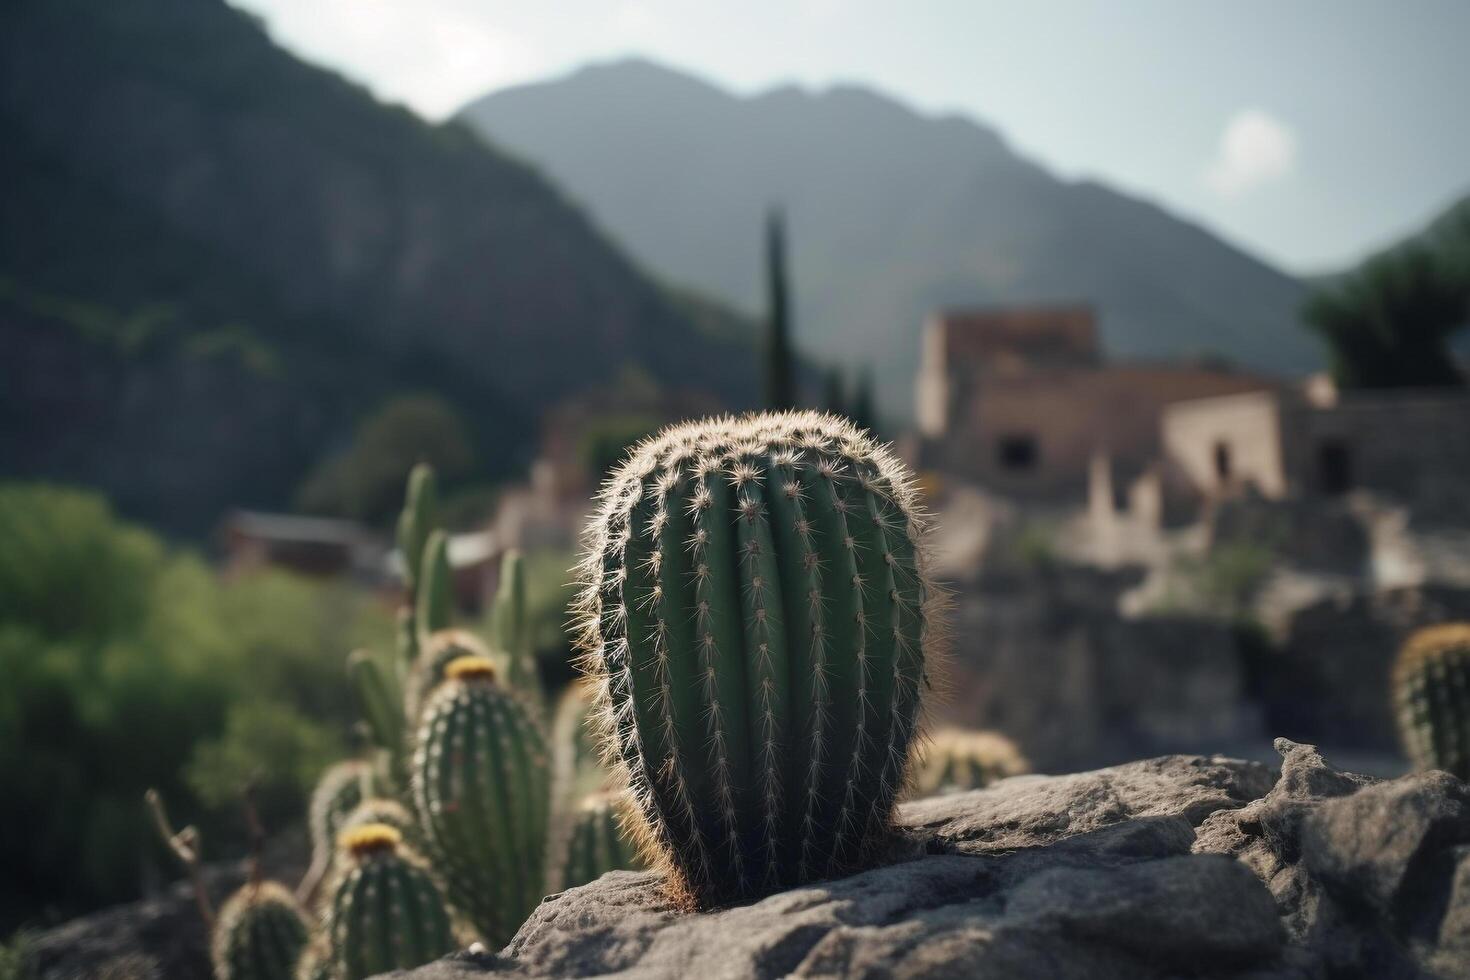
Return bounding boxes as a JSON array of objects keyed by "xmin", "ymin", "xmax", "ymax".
[{"xmin": 392, "ymin": 741, "xmax": 1470, "ymax": 979}]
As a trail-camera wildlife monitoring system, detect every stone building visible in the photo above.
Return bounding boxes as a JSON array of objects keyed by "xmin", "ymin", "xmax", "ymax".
[
  {"xmin": 1162, "ymin": 379, "xmax": 1470, "ymax": 518},
  {"xmin": 915, "ymin": 305, "xmax": 1274, "ymax": 499}
]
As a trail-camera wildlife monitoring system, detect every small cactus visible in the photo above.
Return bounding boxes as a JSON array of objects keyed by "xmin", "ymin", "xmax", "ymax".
[
  {"xmin": 554, "ymin": 791, "xmax": 645, "ymax": 891},
  {"xmin": 339, "ymin": 798, "xmax": 423, "ymax": 854},
  {"xmin": 308, "ymin": 761, "xmax": 371, "ymax": 865},
  {"xmin": 211, "ymin": 881, "xmax": 310, "ymax": 980},
  {"xmin": 551, "ymin": 679, "xmax": 611, "ymax": 809},
  {"xmin": 326, "ymin": 825, "xmax": 455, "ymax": 980},
  {"xmin": 1394, "ymin": 622, "xmax": 1470, "ymax": 779},
  {"xmin": 411, "ymin": 656, "xmax": 551, "ymax": 945},
  {"xmin": 403, "ymin": 629, "xmax": 494, "ymax": 726},
  {"xmin": 913, "ymin": 728, "xmax": 1027, "ymax": 797},
  {"xmin": 576, "ymin": 411, "xmax": 937, "ymax": 904}
]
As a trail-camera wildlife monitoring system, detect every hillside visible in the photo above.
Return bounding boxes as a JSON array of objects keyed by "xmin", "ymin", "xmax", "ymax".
[
  {"xmin": 0, "ymin": 3, "xmax": 758, "ymax": 535},
  {"xmin": 460, "ymin": 59, "xmax": 1323, "ymax": 416}
]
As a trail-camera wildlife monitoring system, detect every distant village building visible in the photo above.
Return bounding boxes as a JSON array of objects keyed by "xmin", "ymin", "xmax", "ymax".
[
  {"xmin": 914, "ymin": 305, "xmax": 1274, "ymax": 499},
  {"xmin": 221, "ymin": 511, "xmax": 385, "ymax": 580},
  {"xmin": 1162, "ymin": 379, "xmax": 1470, "ymax": 518}
]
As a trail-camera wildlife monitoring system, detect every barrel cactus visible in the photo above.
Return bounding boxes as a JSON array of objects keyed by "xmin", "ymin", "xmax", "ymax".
[
  {"xmin": 326, "ymin": 825, "xmax": 456, "ymax": 980},
  {"xmin": 411, "ymin": 655, "xmax": 551, "ymax": 945},
  {"xmin": 404, "ymin": 629, "xmax": 494, "ymax": 725},
  {"xmin": 554, "ymin": 791, "xmax": 645, "ymax": 891},
  {"xmin": 211, "ymin": 881, "xmax": 310, "ymax": 980},
  {"xmin": 1394, "ymin": 622, "xmax": 1470, "ymax": 779},
  {"xmin": 301, "ymin": 759, "xmax": 373, "ymax": 900},
  {"xmin": 339, "ymin": 798, "xmax": 423, "ymax": 854},
  {"xmin": 575, "ymin": 411, "xmax": 936, "ymax": 904},
  {"xmin": 913, "ymin": 728, "xmax": 1027, "ymax": 797}
]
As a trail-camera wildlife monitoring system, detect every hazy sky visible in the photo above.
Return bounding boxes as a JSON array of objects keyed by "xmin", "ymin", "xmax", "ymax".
[{"xmin": 231, "ymin": 0, "xmax": 1469, "ymax": 274}]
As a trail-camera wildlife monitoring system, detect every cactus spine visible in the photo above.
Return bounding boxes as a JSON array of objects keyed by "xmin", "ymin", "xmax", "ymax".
[
  {"xmin": 913, "ymin": 728, "xmax": 1027, "ymax": 797},
  {"xmin": 327, "ymin": 825, "xmax": 455, "ymax": 980},
  {"xmin": 412, "ymin": 656, "xmax": 551, "ymax": 945},
  {"xmin": 576, "ymin": 411, "xmax": 935, "ymax": 904},
  {"xmin": 555, "ymin": 792, "xmax": 644, "ymax": 891},
  {"xmin": 1394, "ymin": 622, "xmax": 1470, "ymax": 779},
  {"xmin": 212, "ymin": 881, "xmax": 310, "ymax": 980}
]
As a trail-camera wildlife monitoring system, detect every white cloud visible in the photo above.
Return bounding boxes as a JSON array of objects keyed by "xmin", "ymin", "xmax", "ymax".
[{"xmin": 1203, "ymin": 109, "xmax": 1297, "ymax": 197}]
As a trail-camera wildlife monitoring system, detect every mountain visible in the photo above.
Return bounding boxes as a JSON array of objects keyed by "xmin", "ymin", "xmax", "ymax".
[
  {"xmin": 459, "ymin": 59, "xmax": 1323, "ymax": 416},
  {"xmin": 0, "ymin": 4, "xmax": 757, "ymax": 536}
]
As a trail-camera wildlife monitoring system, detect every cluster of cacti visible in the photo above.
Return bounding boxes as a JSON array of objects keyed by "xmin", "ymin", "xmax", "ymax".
[
  {"xmin": 211, "ymin": 882, "xmax": 311, "ymax": 980},
  {"xmin": 1393, "ymin": 622, "xmax": 1470, "ymax": 780},
  {"xmin": 576, "ymin": 411, "xmax": 936, "ymax": 904},
  {"xmin": 326, "ymin": 825, "xmax": 456, "ymax": 980},
  {"xmin": 912, "ymin": 728, "xmax": 1027, "ymax": 797},
  {"xmin": 412, "ymin": 655, "xmax": 550, "ymax": 944},
  {"xmin": 554, "ymin": 791, "xmax": 646, "ymax": 891},
  {"xmin": 276, "ymin": 462, "xmax": 617, "ymax": 973}
]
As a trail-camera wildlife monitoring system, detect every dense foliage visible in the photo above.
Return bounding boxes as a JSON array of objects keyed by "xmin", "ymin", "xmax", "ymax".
[
  {"xmin": 1304, "ymin": 196, "xmax": 1470, "ymax": 389},
  {"xmin": 0, "ymin": 484, "xmax": 391, "ymax": 933}
]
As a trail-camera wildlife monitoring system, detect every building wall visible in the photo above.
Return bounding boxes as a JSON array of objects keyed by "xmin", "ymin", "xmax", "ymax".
[
  {"xmin": 1283, "ymin": 391, "xmax": 1470, "ymax": 512},
  {"xmin": 935, "ymin": 365, "xmax": 1270, "ymax": 497},
  {"xmin": 1162, "ymin": 391, "xmax": 1287, "ymax": 498}
]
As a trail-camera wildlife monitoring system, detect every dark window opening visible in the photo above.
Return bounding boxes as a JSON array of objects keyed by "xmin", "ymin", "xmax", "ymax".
[
  {"xmin": 1318, "ymin": 440, "xmax": 1353, "ymax": 495},
  {"xmin": 1213, "ymin": 441, "xmax": 1232, "ymax": 481},
  {"xmin": 997, "ymin": 434, "xmax": 1038, "ymax": 471}
]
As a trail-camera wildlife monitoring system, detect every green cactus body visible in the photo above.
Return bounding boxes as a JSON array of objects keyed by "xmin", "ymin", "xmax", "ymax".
[
  {"xmin": 397, "ymin": 464, "xmax": 439, "ymax": 598},
  {"xmin": 404, "ymin": 629, "xmax": 494, "ymax": 727},
  {"xmin": 556, "ymin": 792, "xmax": 644, "ymax": 891},
  {"xmin": 212, "ymin": 881, "xmax": 310, "ymax": 980},
  {"xmin": 293, "ymin": 942, "xmax": 333, "ymax": 980},
  {"xmin": 411, "ymin": 657, "xmax": 551, "ymax": 945},
  {"xmin": 417, "ymin": 531, "xmax": 453, "ymax": 637},
  {"xmin": 576, "ymin": 411, "xmax": 934, "ymax": 904},
  {"xmin": 1394, "ymin": 623, "xmax": 1470, "ymax": 779},
  {"xmin": 491, "ymin": 550, "xmax": 540, "ymax": 699},
  {"xmin": 551, "ymin": 680, "xmax": 610, "ymax": 809},
  {"xmin": 327, "ymin": 826, "xmax": 456, "ymax": 980},
  {"xmin": 913, "ymin": 728, "xmax": 1027, "ymax": 797},
  {"xmin": 309, "ymin": 761, "xmax": 371, "ymax": 866},
  {"xmin": 348, "ymin": 651, "xmax": 406, "ymax": 787}
]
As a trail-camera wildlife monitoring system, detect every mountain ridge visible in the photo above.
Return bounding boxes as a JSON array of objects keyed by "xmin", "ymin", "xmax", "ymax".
[{"xmin": 460, "ymin": 58, "xmax": 1322, "ymax": 416}]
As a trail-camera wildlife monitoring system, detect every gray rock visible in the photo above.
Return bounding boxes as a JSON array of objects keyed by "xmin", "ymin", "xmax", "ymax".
[
  {"xmin": 386, "ymin": 754, "xmax": 1291, "ymax": 980},
  {"xmin": 1195, "ymin": 738, "xmax": 1470, "ymax": 978}
]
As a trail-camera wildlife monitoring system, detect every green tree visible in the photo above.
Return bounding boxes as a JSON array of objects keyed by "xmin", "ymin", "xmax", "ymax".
[
  {"xmin": 1303, "ymin": 241, "xmax": 1469, "ymax": 389},
  {"xmin": 764, "ymin": 207, "xmax": 795, "ymax": 410},
  {"xmin": 0, "ymin": 484, "xmax": 388, "ymax": 933},
  {"xmin": 296, "ymin": 394, "xmax": 475, "ymax": 524}
]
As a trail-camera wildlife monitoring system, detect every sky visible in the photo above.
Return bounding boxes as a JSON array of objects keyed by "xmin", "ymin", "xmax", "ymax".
[{"xmin": 231, "ymin": 0, "xmax": 1470, "ymax": 275}]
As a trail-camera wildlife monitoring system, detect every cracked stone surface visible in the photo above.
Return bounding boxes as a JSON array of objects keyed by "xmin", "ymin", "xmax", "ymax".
[{"xmin": 35, "ymin": 748, "xmax": 1470, "ymax": 979}]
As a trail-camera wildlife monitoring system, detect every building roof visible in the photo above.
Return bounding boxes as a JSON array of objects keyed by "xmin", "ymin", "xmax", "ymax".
[
  {"xmin": 225, "ymin": 510, "xmax": 373, "ymax": 545},
  {"xmin": 931, "ymin": 305, "xmax": 1099, "ymax": 369}
]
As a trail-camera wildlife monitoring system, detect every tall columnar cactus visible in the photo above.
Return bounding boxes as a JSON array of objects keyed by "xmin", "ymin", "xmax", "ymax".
[
  {"xmin": 913, "ymin": 728, "xmax": 1028, "ymax": 797},
  {"xmin": 417, "ymin": 530, "xmax": 454, "ymax": 637},
  {"xmin": 412, "ymin": 656, "xmax": 551, "ymax": 945},
  {"xmin": 551, "ymin": 679, "xmax": 611, "ymax": 810},
  {"xmin": 1394, "ymin": 622, "xmax": 1470, "ymax": 780},
  {"xmin": 347, "ymin": 651, "xmax": 406, "ymax": 790},
  {"xmin": 554, "ymin": 792, "xmax": 645, "ymax": 891},
  {"xmin": 397, "ymin": 463, "xmax": 439, "ymax": 600},
  {"xmin": 491, "ymin": 550, "xmax": 540, "ymax": 699},
  {"xmin": 575, "ymin": 411, "xmax": 936, "ymax": 904},
  {"xmin": 327, "ymin": 825, "xmax": 455, "ymax": 980},
  {"xmin": 211, "ymin": 881, "xmax": 311, "ymax": 980}
]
